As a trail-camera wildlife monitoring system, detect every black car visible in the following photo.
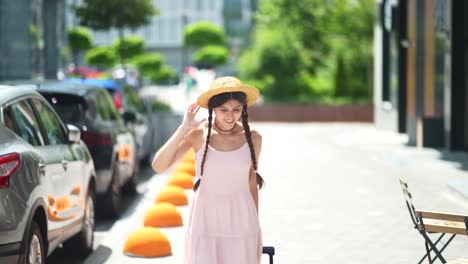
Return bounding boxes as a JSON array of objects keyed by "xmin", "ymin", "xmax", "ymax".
[
  {"xmin": 0, "ymin": 85, "xmax": 96, "ymax": 262},
  {"xmin": 17, "ymin": 81, "xmax": 140, "ymax": 217},
  {"xmin": 115, "ymin": 84, "xmax": 155, "ymax": 163},
  {"xmin": 66, "ymin": 78, "xmax": 155, "ymax": 163}
]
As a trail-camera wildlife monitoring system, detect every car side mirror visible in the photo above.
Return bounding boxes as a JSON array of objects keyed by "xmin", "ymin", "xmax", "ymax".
[
  {"xmin": 67, "ymin": 124, "xmax": 81, "ymax": 144},
  {"xmin": 122, "ymin": 111, "xmax": 137, "ymax": 123}
]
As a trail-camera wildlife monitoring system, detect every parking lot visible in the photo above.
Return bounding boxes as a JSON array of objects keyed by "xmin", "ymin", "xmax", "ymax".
[{"xmin": 45, "ymin": 122, "xmax": 468, "ymax": 264}]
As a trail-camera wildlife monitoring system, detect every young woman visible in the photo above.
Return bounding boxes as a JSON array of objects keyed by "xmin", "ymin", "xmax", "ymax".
[{"xmin": 152, "ymin": 76, "xmax": 264, "ymax": 264}]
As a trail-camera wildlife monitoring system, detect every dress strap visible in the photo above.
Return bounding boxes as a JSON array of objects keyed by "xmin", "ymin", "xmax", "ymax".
[{"xmin": 194, "ymin": 122, "xmax": 208, "ymax": 155}]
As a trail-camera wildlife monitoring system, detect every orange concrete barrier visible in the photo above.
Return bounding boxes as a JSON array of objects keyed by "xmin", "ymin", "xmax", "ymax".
[
  {"xmin": 155, "ymin": 186, "xmax": 188, "ymax": 206},
  {"xmin": 144, "ymin": 202, "xmax": 183, "ymax": 227},
  {"xmin": 174, "ymin": 162, "xmax": 196, "ymax": 176},
  {"xmin": 123, "ymin": 227, "xmax": 172, "ymax": 257},
  {"xmin": 168, "ymin": 172, "xmax": 194, "ymax": 189}
]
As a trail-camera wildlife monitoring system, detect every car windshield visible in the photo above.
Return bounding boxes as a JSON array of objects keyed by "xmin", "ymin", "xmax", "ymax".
[
  {"xmin": 106, "ymin": 86, "xmax": 145, "ymax": 113},
  {"xmin": 40, "ymin": 93, "xmax": 87, "ymax": 123}
]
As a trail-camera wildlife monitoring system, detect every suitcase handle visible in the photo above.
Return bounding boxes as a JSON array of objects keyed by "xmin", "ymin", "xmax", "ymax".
[{"xmin": 262, "ymin": 246, "xmax": 275, "ymax": 264}]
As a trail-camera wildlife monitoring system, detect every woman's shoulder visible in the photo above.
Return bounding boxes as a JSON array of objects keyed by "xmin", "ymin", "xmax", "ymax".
[
  {"xmin": 186, "ymin": 121, "xmax": 206, "ymax": 146},
  {"xmin": 247, "ymin": 125, "xmax": 261, "ymax": 137},
  {"xmin": 189, "ymin": 122, "xmax": 206, "ymax": 137},
  {"xmin": 248, "ymin": 127, "xmax": 262, "ymax": 145}
]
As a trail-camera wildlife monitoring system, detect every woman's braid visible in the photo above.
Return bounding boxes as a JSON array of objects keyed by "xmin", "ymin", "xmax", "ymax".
[
  {"xmin": 194, "ymin": 108, "xmax": 213, "ymax": 191},
  {"xmin": 242, "ymin": 104, "xmax": 264, "ymax": 189}
]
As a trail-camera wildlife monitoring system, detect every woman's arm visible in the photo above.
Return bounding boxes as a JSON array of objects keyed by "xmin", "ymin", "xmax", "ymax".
[
  {"xmin": 249, "ymin": 130, "xmax": 262, "ymax": 213},
  {"xmin": 249, "ymin": 169, "xmax": 259, "ymax": 212},
  {"xmin": 151, "ymin": 103, "xmax": 204, "ymax": 173}
]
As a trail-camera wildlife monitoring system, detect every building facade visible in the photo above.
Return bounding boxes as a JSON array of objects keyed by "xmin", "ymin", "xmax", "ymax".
[
  {"xmin": 374, "ymin": 0, "xmax": 468, "ymax": 151},
  {"xmin": 0, "ymin": 0, "xmax": 67, "ymax": 81}
]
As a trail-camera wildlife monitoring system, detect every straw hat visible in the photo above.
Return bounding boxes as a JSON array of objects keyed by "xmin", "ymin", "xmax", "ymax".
[{"xmin": 197, "ymin": 76, "xmax": 259, "ymax": 108}]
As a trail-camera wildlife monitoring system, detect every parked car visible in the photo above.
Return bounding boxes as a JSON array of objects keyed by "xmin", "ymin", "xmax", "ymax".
[
  {"xmin": 21, "ymin": 81, "xmax": 140, "ymax": 218},
  {"xmin": 116, "ymin": 84, "xmax": 155, "ymax": 163},
  {"xmin": 66, "ymin": 78, "xmax": 155, "ymax": 164},
  {"xmin": 0, "ymin": 85, "xmax": 96, "ymax": 263}
]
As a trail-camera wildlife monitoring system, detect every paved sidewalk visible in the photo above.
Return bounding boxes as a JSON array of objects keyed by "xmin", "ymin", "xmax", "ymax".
[
  {"xmin": 258, "ymin": 122, "xmax": 468, "ymax": 264},
  {"xmin": 92, "ymin": 168, "xmax": 193, "ymax": 264},
  {"xmin": 72, "ymin": 122, "xmax": 468, "ymax": 264}
]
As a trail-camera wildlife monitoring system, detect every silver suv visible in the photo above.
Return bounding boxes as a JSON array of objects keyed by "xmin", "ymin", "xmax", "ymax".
[{"xmin": 0, "ymin": 85, "xmax": 96, "ymax": 263}]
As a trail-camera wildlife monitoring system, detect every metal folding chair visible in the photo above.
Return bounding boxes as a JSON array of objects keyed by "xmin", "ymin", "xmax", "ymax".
[{"xmin": 399, "ymin": 178, "xmax": 461, "ymax": 264}]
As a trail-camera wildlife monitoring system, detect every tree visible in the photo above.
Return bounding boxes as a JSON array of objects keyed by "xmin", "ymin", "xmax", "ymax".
[
  {"xmin": 85, "ymin": 46, "xmax": 117, "ymax": 69},
  {"xmin": 113, "ymin": 36, "xmax": 145, "ymax": 61},
  {"xmin": 129, "ymin": 53, "xmax": 163, "ymax": 77},
  {"xmin": 238, "ymin": 0, "xmax": 375, "ymax": 102},
  {"xmin": 183, "ymin": 21, "xmax": 229, "ymax": 68},
  {"xmin": 238, "ymin": 26, "xmax": 311, "ymax": 101},
  {"xmin": 192, "ymin": 45, "xmax": 229, "ymax": 68},
  {"xmin": 183, "ymin": 21, "xmax": 227, "ymax": 47},
  {"xmin": 326, "ymin": 0, "xmax": 374, "ymax": 99},
  {"xmin": 334, "ymin": 53, "xmax": 347, "ymax": 97},
  {"xmin": 74, "ymin": 0, "xmax": 157, "ymax": 65},
  {"xmin": 150, "ymin": 65, "xmax": 178, "ymax": 84},
  {"xmin": 255, "ymin": 0, "xmax": 333, "ymax": 72},
  {"xmin": 67, "ymin": 27, "xmax": 93, "ymax": 66}
]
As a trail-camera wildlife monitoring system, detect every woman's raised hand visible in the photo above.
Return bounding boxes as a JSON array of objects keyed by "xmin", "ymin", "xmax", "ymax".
[{"xmin": 181, "ymin": 103, "xmax": 205, "ymax": 133}]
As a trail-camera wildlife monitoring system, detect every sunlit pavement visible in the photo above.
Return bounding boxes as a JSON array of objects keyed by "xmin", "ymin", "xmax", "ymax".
[{"xmin": 48, "ymin": 122, "xmax": 468, "ymax": 263}]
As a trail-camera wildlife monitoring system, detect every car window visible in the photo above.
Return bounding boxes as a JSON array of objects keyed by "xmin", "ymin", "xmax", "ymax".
[
  {"xmin": 31, "ymin": 99, "xmax": 67, "ymax": 145},
  {"xmin": 85, "ymin": 92, "xmax": 101, "ymax": 120},
  {"xmin": 84, "ymin": 93, "xmax": 97, "ymax": 120},
  {"xmin": 6, "ymin": 100, "xmax": 45, "ymax": 146},
  {"xmin": 123, "ymin": 85, "xmax": 145, "ymax": 113},
  {"xmin": 2, "ymin": 108, "xmax": 18, "ymax": 133},
  {"xmin": 96, "ymin": 90, "xmax": 121, "ymax": 121},
  {"xmin": 40, "ymin": 93, "xmax": 87, "ymax": 123}
]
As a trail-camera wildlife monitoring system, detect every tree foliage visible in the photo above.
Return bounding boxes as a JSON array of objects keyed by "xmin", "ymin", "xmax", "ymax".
[
  {"xmin": 238, "ymin": 26, "xmax": 312, "ymax": 101},
  {"xmin": 74, "ymin": 0, "xmax": 157, "ymax": 64},
  {"xmin": 67, "ymin": 27, "xmax": 93, "ymax": 66},
  {"xmin": 74, "ymin": 0, "xmax": 157, "ymax": 30},
  {"xmin": 184, "ymin": 21, "xmax": 227, "ymax": 47},
  {"xmin": 113, "ymin": 36, "xmax": 146, "ymax": 60},
  {"xmin": 183, "ymin": 21, "xmax": 230, "ymax": 68},
  {"xmin": 334, "ymin": 53, "xmax": 347, "ymax": 97},
  {"xmin": 238, "ymin": 0, "xmax": 375, "ymax": 103},
  {"xmin": 192, "ymin": 45, "xmax": 229, "ymax": 68},
  {"xmin": 149, "ymin": 65, "xmax": 178, "ymax": 84},
  {"xmin": 68, "ymin": 27, "xmax": 93, "ymax": 51},
  {"xmin": 85, "ymin": 46, "xmax": 117, "ymax": 69},
  {"xmin": 255, "ymin": 0, "xmax": 332, "ymax": 71},
  {"xmin": 129, "ymin": 53, "xmax": 163, "ymax": 77},
  {"xmin": 128, "ymin": 52, "xmax": 177, "ymax": 84}
]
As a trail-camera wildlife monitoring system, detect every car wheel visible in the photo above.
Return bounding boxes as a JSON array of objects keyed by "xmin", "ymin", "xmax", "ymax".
[
  {"xmin": 22, "ymin": 221, "xmax": 45, "ymax": 264},
  {"xmin": 102, "ymin": 165, "xmax": 121, "ymax": 218},
  {"xmin": 64, "ymin": 187, "xmax": 95, "ymax": 257}
]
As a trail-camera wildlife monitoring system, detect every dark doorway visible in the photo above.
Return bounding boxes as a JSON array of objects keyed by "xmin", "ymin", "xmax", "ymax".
[
  {"xmin": 450, "ymin": 0, "xmax": 467, "ymax": 150},
  {"xmin": 397, "ymin": 0, "xmax": 408, "ymax": 133}
]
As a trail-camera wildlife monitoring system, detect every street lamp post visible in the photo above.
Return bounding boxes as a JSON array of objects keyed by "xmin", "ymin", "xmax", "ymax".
[{"xmin": 181, "ymin": 13, "xmax": 188, "ymax": 74}]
